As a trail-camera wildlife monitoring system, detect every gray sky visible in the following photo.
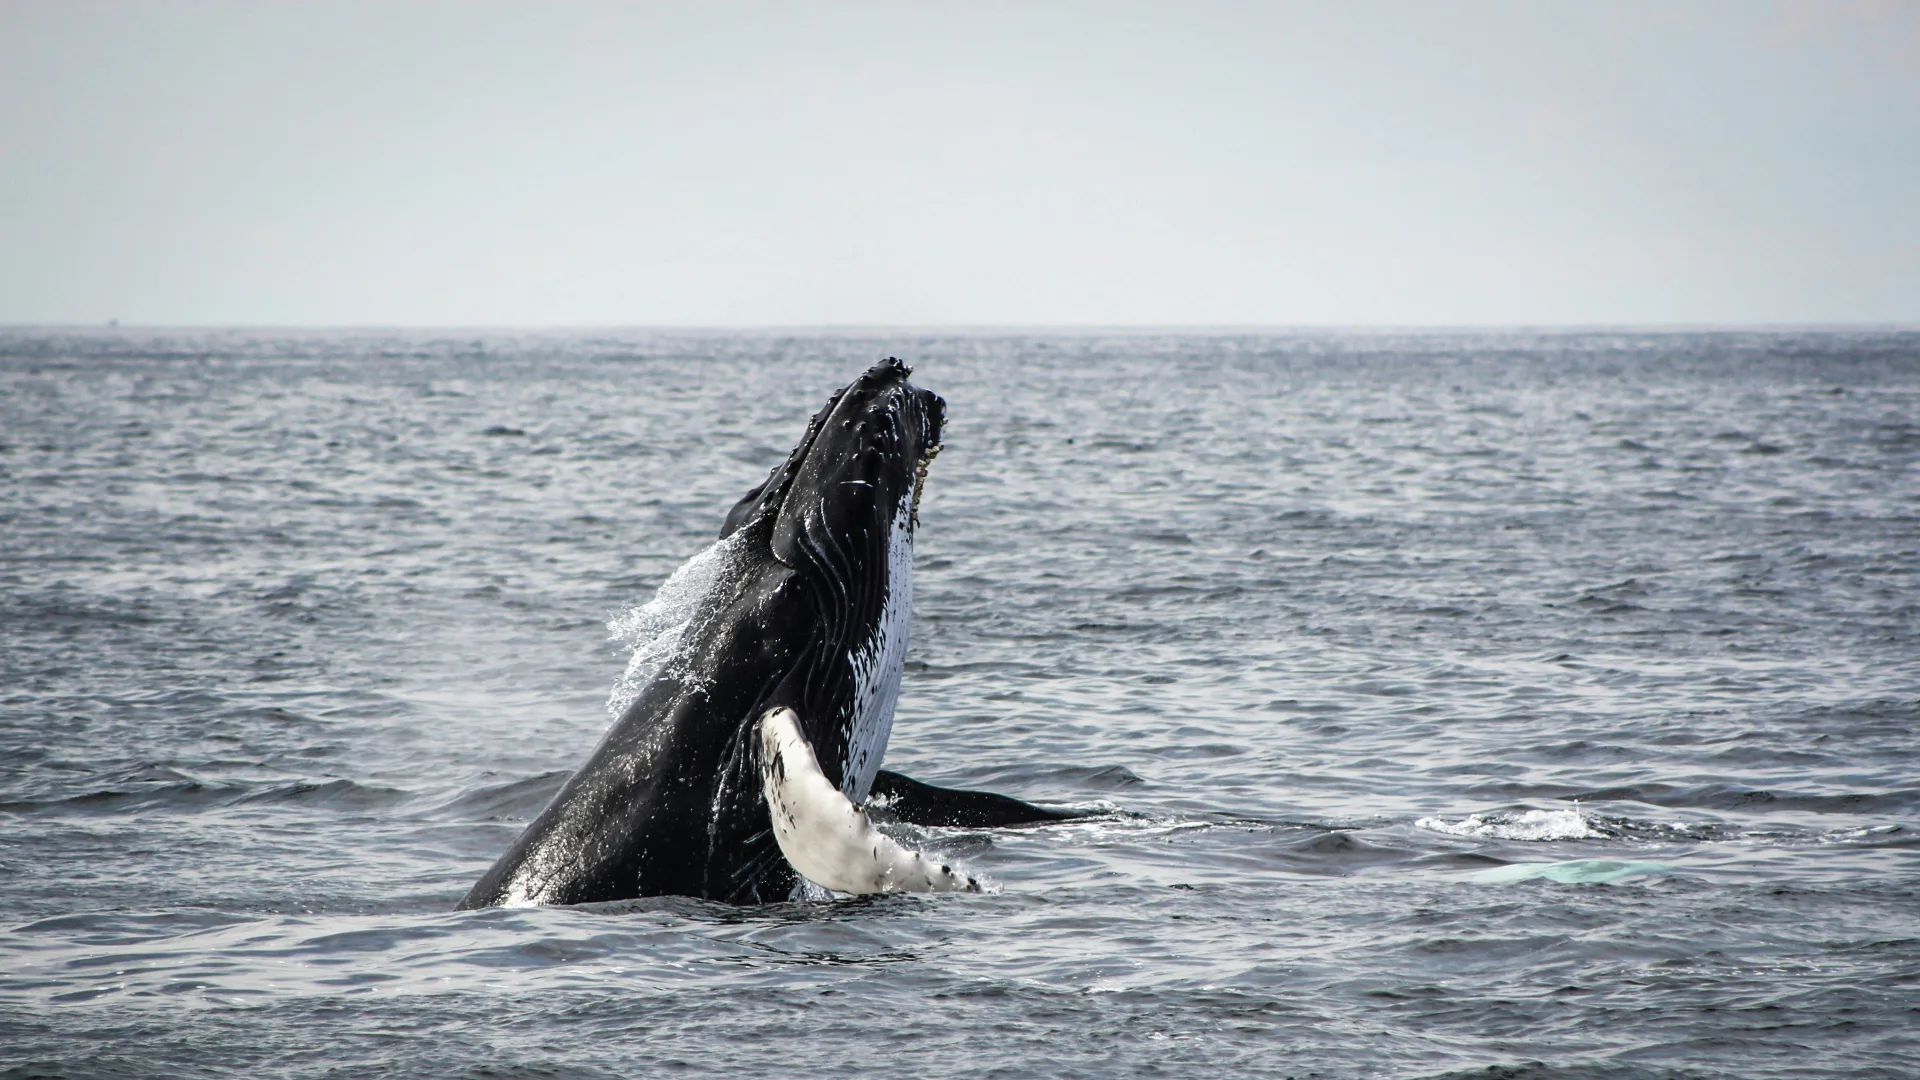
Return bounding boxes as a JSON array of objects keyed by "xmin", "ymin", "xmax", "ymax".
[{"xmin": 2, "ymin": 0, "xmax": 1916, "ymax": 326}]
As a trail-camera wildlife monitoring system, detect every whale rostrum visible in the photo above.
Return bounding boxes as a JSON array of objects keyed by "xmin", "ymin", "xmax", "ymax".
[{"xmin": 457, "ymin": 359, "xmax": 1073, "ymax": 909}]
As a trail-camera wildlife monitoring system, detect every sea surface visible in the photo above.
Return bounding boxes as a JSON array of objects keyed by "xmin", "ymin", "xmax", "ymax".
[{"xmin": 1, "ymin": 329, "xmax": 1916, "ymax": 1079}]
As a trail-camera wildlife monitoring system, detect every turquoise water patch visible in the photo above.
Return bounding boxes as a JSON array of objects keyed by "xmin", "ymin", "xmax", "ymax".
[{"xmin": 1468, "ymin": 859, "xmax": 1675, "ymax": 884}]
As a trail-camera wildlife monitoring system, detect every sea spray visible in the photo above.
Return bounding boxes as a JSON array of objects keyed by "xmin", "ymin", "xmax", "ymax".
[{"xmin": 604, "ymin": 533, "xmax": 747, "ymax": 720}]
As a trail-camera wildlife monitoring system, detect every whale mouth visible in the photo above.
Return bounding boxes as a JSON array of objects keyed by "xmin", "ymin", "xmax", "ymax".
[{"xmin": 909, "ymin": 444, "xmax": 940, "ymax": 529}]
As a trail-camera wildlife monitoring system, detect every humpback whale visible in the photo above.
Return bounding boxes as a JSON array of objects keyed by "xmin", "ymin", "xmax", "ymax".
[{"xmin": 459, "ymin": 359, "xmax": 1070, "ymax": 908}]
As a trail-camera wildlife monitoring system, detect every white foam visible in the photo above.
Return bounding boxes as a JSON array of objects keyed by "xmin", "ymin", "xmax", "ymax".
[
  {"xmin": 1415, "ymin": 808, "xmax": 1599, "ymax": 841},
  {"xmin": 605, "ymin": 532, "xmax": 747, "ymax": 719}
]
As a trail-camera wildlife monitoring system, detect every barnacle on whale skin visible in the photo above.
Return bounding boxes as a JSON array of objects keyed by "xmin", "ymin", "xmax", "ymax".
[{"xmin": 910, "ymin": 444, "xmax": 940, "ymax": 529}]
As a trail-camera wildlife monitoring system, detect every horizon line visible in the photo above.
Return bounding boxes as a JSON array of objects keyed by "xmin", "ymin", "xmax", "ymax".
[{"xmin": 5, "ymin": 321, "xmax": 1920, "ymax": 334}]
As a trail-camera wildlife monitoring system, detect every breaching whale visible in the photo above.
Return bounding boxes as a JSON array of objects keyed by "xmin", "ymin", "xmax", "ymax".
[{"xmin": 459, "ymin": 358, "xmax": 1071, "ymax": 908}]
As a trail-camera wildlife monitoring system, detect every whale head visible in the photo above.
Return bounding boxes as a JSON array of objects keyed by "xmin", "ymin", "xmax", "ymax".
[
  {"xmin": 720, "ymin": 356, "xmax": 944, "ymax": 549},
  {"xmin": 717, "ymin": 358, "xmax": 944, "ymax": 804}
]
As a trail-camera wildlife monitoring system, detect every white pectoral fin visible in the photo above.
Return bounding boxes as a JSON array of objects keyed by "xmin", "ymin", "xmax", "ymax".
[{"xmin": 758, "ymin": 707, "xmax": 979, "ymax": 896}]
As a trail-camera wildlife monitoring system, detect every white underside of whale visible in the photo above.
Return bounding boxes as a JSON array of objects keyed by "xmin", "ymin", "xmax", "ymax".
[
  {"xmin": 839, "ymin": 500, "xmax": 914, "ymax": 803},
  {"xmin": 759, "ymin": 707, "xmax": 978, "ymax": 895}
]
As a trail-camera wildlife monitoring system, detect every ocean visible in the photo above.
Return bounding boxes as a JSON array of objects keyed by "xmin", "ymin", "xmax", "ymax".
[{"xmin": 1, "ymin": 328, "xmax": 1915, "ymax": 1079}]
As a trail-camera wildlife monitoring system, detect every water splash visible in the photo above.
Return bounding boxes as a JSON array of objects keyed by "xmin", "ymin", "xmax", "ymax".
[
  {"xmin": 1415, "ymin": 807, "xmax": 1600, "ymax": 841},
  {"xmin": 604, "ymin": 533, "xmax": 747, "ymax": 720}
]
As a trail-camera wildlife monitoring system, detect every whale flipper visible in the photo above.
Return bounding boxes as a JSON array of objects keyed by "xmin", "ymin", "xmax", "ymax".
[
  {"xmin": 868, "ymin": 770, "xmax": 1084, "ymax": 828},
  {"xmin": 759, "ymin": 708, "xmax": 980, "ymax": 895}
]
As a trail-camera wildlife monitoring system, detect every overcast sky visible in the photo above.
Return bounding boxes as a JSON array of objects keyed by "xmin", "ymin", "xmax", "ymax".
[{"xmin": 2, "ymin": 1, "xmax": 1916, "ymax": 326}]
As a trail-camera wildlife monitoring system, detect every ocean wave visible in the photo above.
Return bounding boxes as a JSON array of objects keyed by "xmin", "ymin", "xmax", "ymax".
[
  {"xmin": 429, "ymin": 771, "xmax": 569, "ymax": 821},
  {"xmin": 0, "ymin": 770, "xmax": 411, "ymax": 815}
]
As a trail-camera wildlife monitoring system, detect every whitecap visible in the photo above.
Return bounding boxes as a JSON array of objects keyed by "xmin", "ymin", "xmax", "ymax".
[{"xmin": 1414, "ymin": 807, "xmax": 1599, "ymax": 841}]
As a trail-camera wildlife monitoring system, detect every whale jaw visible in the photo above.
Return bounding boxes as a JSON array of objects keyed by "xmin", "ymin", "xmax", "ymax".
[{"xmin": 759, "ymin": 707, "xmax": 980, "ymax": 896}]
